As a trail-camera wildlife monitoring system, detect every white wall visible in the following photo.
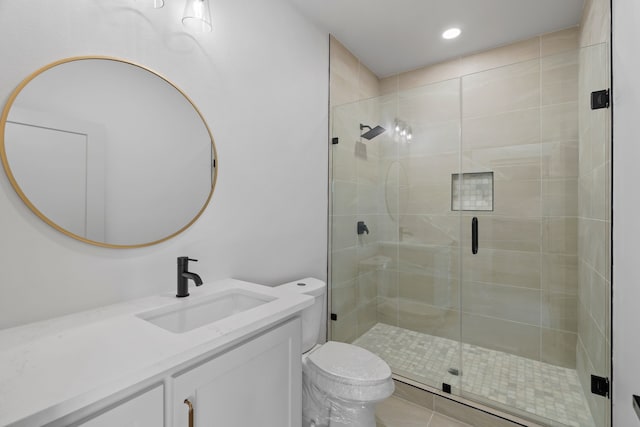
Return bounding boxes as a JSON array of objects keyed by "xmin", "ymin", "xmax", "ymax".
[
  {"xmin": 0, "ymin": 0, "xmax": 328, "ymax": 329},
  {"xmin": 613, "ymin": 0, "xmax": 640, "ymax": 425}
]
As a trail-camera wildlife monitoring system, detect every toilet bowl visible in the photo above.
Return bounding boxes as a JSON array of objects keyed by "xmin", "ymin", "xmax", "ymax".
[{"xmin": 278, "ymin": 278, "xmax": 394, "ymax": 427}]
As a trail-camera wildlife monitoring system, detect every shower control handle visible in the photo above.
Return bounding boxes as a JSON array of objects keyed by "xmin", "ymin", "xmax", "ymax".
[
  {"xmin": 357, "ymin": 221, "xmax": 370, "ymax": 235},
  {"xmin": 472, "ymin": 217, "xmax": 478, "ymax": 254}
]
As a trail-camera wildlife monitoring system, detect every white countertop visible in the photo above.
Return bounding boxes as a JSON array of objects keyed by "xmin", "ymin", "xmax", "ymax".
[{"xmin": 0, "ymin": 279, "xmax": 313, "ymax": 426}]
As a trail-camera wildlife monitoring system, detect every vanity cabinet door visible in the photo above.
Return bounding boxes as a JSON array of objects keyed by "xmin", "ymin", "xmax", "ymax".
[
  {"xmin": 75, "ymin": 385, "xmax": 163, "ymax": 426},
  {"xmin": 173, "ymin": 318, "xmax": 302, "ymax": 427}
]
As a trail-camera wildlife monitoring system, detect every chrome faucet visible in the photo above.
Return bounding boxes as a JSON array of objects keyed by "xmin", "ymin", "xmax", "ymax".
[{"xmin": 177, "ymin": 256, "xmax": 203, "ymax": 298}]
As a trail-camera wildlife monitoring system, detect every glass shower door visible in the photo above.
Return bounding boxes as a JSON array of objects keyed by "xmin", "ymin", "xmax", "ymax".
[
  {"xmin": 391, "ymin": 79, "xmax": 462, "ymax": 392},
  {"xmin": 458, "ymin": 44, "xmax": 610, "ymax": 427},
  {"xmin": 330, "ymin": 96, "xmax": 392, "ymax": 345},
  {"xmin": 575, "ymin": 42, "xmax": 611, "ymax": 427},
  {"xmin": 458, "ymin": 55, "xmax": 552, "ymax": 422},
  {"xmin": 329, "ymin": 78, "xmax": 464, "ymax": 394}
]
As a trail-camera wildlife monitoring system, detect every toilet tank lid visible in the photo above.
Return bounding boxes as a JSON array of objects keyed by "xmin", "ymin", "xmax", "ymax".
[{"xmin": 279, "ymin": 277, "xmax": 325, "ymax": 297}]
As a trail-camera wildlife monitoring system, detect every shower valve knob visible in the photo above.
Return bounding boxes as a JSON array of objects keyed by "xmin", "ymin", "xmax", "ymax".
[{"xmin": 357, "ymin": 221, "xmax": 369, "ymax": 235}]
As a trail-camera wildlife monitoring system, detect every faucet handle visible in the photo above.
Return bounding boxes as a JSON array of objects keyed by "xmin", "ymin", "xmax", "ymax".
[{"xmin": 177, "ymin": 256, "xmax": 198, "ymax": 265}]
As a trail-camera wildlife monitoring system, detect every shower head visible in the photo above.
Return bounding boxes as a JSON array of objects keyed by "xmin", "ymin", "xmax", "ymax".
[{"xmin": 360, "ymin": 123, "xmax": 386, "ymax": 140}]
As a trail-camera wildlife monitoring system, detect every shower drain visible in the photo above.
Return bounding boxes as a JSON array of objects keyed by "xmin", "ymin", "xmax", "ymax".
[{"xmin": 447, "ymin": 367, "xmax": 461, "ymax": 376}]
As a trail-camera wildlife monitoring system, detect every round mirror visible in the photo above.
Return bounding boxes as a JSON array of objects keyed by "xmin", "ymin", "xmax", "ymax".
[{"xmin": 0, "ymin": 57, "xmax": 217, "ymax": 248}]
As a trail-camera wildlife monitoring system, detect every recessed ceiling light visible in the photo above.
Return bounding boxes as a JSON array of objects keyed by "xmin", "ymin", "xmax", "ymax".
[{"xmin": 442, "ymin": 28, "xmax": 461, "ymax": 40}]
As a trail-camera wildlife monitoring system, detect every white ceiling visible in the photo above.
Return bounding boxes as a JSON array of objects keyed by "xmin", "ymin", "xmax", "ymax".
[{"xmin": 287, "ymin": 0, "xmax": 585, "ymax": 77}]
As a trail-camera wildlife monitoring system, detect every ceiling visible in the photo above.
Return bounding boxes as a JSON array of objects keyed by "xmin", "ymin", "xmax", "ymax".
[{"xmin": 286, "ymin": 0, "xmax": 585, "ymax": 77}]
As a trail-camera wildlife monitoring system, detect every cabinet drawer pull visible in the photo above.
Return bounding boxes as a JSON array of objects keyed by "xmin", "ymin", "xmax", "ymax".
[{"xmin": 184, "ymin": 399, "xmax": 194, "ymax": 427}]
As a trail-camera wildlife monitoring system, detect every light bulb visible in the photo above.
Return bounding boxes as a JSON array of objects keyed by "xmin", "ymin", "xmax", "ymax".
[
  {"xmin": 442, "ymin": 28, "xmax": 461, "ymax": 40},
  {"xmin": 183, "ymin": 0, "xmax": 212, "ymax": 32},
  {"xmin": 135, "ymin": 0, "xmax": 164, "ymax": 8}
]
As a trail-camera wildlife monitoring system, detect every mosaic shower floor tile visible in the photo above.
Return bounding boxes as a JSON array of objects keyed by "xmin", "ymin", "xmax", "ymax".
[{"xmin": 353, "ymin": 323, "xmax": 595, "ymax": 427}]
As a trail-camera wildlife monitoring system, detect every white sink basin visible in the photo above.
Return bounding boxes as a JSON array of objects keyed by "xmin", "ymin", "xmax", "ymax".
[{"xmin": 137, "ymin": 290, "xmax": 274, "ymax": 333}]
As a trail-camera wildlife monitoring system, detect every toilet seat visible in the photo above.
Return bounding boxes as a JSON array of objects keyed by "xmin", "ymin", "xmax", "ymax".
[{"xmin": 303, "ymin": 341, "xmax": 394, "ymax": 402}]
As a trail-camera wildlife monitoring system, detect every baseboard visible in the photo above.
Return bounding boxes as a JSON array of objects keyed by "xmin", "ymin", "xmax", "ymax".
[{"xmin": 392, "ymin": 374, "xmax": 546, "ymax": 427}]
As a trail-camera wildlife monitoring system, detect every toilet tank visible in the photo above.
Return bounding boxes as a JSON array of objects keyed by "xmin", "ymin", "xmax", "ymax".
[{"xmin": 278, "ymin": 278, "xmax": 326, "ymax": 353}]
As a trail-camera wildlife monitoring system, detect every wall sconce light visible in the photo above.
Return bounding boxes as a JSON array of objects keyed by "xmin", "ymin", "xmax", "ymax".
[
  {"xmin": 393, "ymin": 119, "xmax": 413, "ymax": 143},
  {"xmin": 182, "ymin": 0, "xmax": 212, "ymax": 32}
]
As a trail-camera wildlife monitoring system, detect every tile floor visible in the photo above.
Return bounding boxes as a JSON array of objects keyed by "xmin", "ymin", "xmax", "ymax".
[
  {"xmin": 355, "ymin": 323, "xmax": 595, "ymax": 427},
  {"xmin": 376, "ymin": 396, "xmax": 472, "ymax": 427}
]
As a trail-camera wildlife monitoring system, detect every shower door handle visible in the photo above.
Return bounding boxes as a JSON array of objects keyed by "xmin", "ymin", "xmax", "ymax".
[{"xmin": 472, "ymin": 217, "xmax": 478, "ymax": 254}]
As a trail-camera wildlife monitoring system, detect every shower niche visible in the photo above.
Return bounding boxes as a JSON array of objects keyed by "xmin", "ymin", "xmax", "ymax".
[
  {"xmin": 451, "ymin": 172, "xmax": 493, "ymax": 211},
  {"xmin": 330, "ymin": 40, "xmax": 611, "ymax": 427}
]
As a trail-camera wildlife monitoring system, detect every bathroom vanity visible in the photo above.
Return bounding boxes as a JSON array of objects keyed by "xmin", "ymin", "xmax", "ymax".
[{"xmin": 0, "ymin": 279, "xmax": 313, "ymax": 427}]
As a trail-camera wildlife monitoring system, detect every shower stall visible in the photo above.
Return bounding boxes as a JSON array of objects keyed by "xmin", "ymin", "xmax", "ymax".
[{"xmin": 329, "ymin": 42, "xmax": 610, "ymax": 427}]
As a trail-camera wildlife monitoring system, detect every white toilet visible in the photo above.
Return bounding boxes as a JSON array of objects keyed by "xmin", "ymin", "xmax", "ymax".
[{"xmin": 278, "ymin": 278, "xmax": 394, "ymax": 427}]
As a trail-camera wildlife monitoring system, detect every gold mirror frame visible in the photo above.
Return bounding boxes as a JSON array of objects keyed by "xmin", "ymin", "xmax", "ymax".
[{"xmin": 0, "ymin": 56, "xmax": 218, "ymax": 249}]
